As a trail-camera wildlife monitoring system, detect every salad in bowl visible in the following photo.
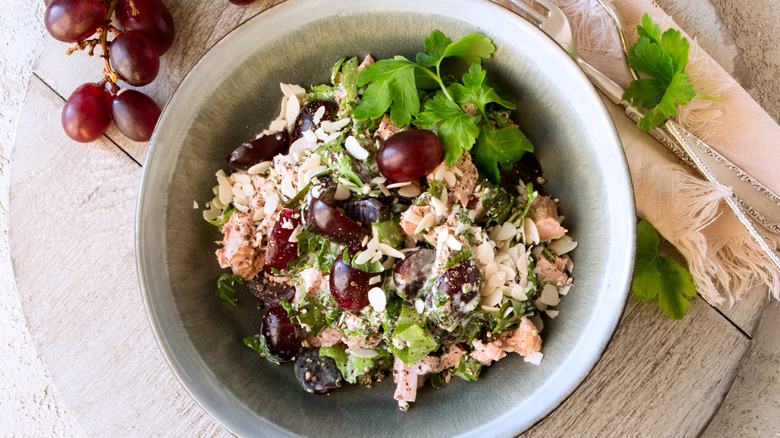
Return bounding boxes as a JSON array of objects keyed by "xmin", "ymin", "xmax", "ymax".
[{"xmin": 202, "ymin": 30, "xmax": 576, "ymax": 410}]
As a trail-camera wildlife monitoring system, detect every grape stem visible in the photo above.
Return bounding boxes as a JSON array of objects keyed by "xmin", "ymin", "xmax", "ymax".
[{"xmin": 99, "ymin": 0, "xmax": 121, "ymax": 86}]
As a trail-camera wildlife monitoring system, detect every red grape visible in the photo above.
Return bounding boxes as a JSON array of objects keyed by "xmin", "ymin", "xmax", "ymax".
[
  {"xmin": 264, "ymin": 209, "xmax": 302, "ymax": 273},
  {"xmin": 393, "ymin": 248, "xmax": 435, "ymax": 301},
  {"xmin": 110, "ymin": 89, "xmax": 161, "ymax": 141},
  {"xmin": 109, "ymin": 30, "xmax": 160, "ymax": 86},
  {"xmin": 330, "ymin": 249, "xmax": 373, "ymax": 311},
  {"xmin": 351, "ymin": 199, "xmax": 390, "ymax": 227},
  {"xmin": 226, "ymin": 130, "xmax": 290, "ymax": 170},
  {"xmin": 115, "ymin": 0, "xmax": 175, "ymax": 55},
  {"xmin": 45, "ymin": 0, "xmax": 107, "ymax": 43},
  {"xmin": 61, "ymin": 83, "xmax": 111, "ymax": 143},
  {"xmin": 426, "ymin": 259, "xmax": 481, "ymax": 318},
  {"xmin": 307, "ymin": 197, "xmax": 368, "ymax": 246},
  {"xmin": 246, "ymin": 276, "xmax": 295, "ymax": 307},
  {"xmin": 377, "ymin": 129, "xmax": 443, "ymax": 182},
  {"xmin": 291, "ymin": 101, "xmax": 338, "ymax": 141},
  {"xmin": 261, "ymin": 305, "xmax": 305, "ymax": 361},
  {"xmin": 228, "ymin": 0, "xmax": 257, "ymax": 5}
]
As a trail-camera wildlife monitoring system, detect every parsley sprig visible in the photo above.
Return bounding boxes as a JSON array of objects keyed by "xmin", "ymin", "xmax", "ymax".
[
  {"xmin": 632, "ymin": 219, "xmax": 697, "ymax": 319},
  {"xmin": 353, "ymin": 30, "xmax": 532, "ymax": 180},
  {"xmin": 623, "ymin": 14, "xmax": 721, "ymax": 131}
]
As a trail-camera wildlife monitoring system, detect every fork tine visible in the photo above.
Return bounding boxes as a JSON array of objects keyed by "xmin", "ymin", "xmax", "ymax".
[{"xmin": 503, "ymin": 0, "xmax": 550, "ymax": 26}]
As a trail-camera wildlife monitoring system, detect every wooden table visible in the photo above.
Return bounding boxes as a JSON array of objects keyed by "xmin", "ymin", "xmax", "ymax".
[{"xmin": 9, "ymin": 0, "xmax": 770, "ymax": 436}]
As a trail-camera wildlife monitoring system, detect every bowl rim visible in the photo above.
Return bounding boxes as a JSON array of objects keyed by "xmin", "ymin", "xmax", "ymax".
[{"xmin": 136, "ymin": 0, "xmax": 636, "ymax": 436}]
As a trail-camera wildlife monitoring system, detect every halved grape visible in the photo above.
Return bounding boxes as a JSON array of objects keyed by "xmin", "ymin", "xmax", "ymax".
[
  {"xmin": 330, "ymin": 249, "xmax": 373, "ymax": 311},
  {"xmin": 61, "ymin": 83, "xmax": 111, "ymax": 143},
  {"xmin": 351, "ymin": 198, "xmax": 390, "ymax": 228},
  {"xmin": 265, "ymin": 209, "xmax": 302, "ymax": 273},
  {"xmin": 246, "ymin": 276, "xmax": 296, "ymax": 307},
  {"xmin": 261, "ymin": 304, "xmax": 305, "ymax": 361},
  {"xmin": 115, "ymin": 0, "xmax": 175, "ymax": 55},
  {"xmin": 377, "ymin": 130, "xmax": 443, "ymax": 182},
  {"xmin": 110, "ymin": 89, "xmax": 161, "ymax": 141},
  {"xmin": 109, "ymin": 30, "xmax": 160, "ymax": 86},
  {"xmin": 393, "ymin": 248, "xmax": 436, "ymax": 301},
  {"xmin": 307, "ymin": 197, "xmax": 367, "ymax": 246},
  {"xmin": 291, "ymin": 100, "xmax": 338, "ymax": 141},
  {"xmin": 499, "ymin": 153, "xmax": 543, "ymax": 195},
  {"xmin": 295, "ymin": 349, "xmax": 342, "ymax": 394},
  {"xmin": 226, "ymin": 130, "xmax": 289, "ymax": 170},
  {"xmin": 45, "ymin": 0, "xmax": 107, "ymax": 43},
  {"xmin": 426, "ymin": 259, "xmax": 481, "ymax": 318}
]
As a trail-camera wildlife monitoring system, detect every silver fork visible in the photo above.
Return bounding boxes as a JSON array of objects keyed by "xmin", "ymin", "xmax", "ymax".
[{"xmin": 502, "ymin": 0, "xmax": 780, "ymax": 272}]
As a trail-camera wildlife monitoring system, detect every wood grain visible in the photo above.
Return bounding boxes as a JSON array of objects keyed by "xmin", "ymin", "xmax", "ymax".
[
  {"xmin": 11, "ymin": 0, "xmax": 760, "ymax": 436},
  {"xmin": 10, "ymin": 77, "xmax": 228, "ymax": 437}
]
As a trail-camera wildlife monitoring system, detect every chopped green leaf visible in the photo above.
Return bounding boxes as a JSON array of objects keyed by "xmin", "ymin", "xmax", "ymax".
[
  {"xmin": 243, "ymin": 335, "xmax": 282, "ymax": 365},
  {"xmin": 450, "ymin": 63, "xmax": 516, "ymax": 118},
  {"xmin": 632, "ymin": 219, "xmax": 697, "ymax": 319},
  {"xmin": 216, "ymin": 273, "xmax": 244, "ymax": 308},
  {"xmin": 390, "ymin": 306, "xmax": 438, "ymax": 365},
  {"xmin": 473, "ymin": 125, "xmax": 533, "ymax": 183},
  {"xmin": 623, "ymin": 13, "xmax": 720, "ymax": 131},
  {"xmin": 415, "ymin": 91, "xmax": 480, "ymax": 165},
  {"xmin": 453, "ymin": 354, "xmax": 482, "ymax": 381},
  {"xmin": 372, "ymin": 219, "xmax": 403, "ymax": 248},
  {"xmin": 204, "ymin": 204, "xmax": 237, "ymax": 228}
]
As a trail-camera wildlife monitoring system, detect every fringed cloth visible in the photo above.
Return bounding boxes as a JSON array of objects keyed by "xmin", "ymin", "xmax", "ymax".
[{"xmin": 521, "ymin": 0, "xmax": 780, "ymax": 304}]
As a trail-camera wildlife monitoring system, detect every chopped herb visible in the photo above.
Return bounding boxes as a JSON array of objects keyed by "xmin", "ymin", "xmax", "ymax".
[
  {"xmin": 204, "ymin": 204, "xmax": 237, "ymax": 228},
  {"xmin": 243, "ymin": 334, "xmax": 282, "ymax": 365},
  {"xmin": 216, "ymin": 273, "xmax": 244, "ymax": 308}
]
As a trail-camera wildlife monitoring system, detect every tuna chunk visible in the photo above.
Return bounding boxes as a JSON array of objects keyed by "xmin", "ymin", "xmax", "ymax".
[
  {"xmin": 469, "ymin": 339, "xmax": 507, "ymax": 366},
  {"xmin": 528, "ymin": 195, "xmax": 567, "ymax": 242},
  {"xmin": 375, "ymin": 114, "xmax": 401, "ymax": 141},
  {"xmin": 500, "ymin": 317, "xmax": 542, "ymax": 357},
  {"xmin": 393, "ymin": 356, "xmax": 420, "ymax": 405},
  {"xmin": 216, "ymin": 212, "xmax": 263, "ymax": 279},
  {"xmin": 436, "ymin": 344, "xmax": 466, "ymax": 372},
  {"xmin": 536, "ymin": 255, "xmax": 568, "ymax": 288},
  {"xmin": 448, "ymin": 153, "xmax": 479, "ymax": 208},
  {"xmin": 399, "ymin": 205, "xmax": 433, "ymax": 241},
  {"xmin": 317, "ymin": 328, "xmax": 343, "ymax": 347}
]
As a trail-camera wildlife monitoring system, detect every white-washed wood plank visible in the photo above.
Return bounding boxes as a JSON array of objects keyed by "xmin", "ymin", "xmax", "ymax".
[
  {"xmin": 9, "ymin": 76, "xmax": 228, "ymax": 437},
  {"xmin": 522, "ymin": 297, "xmax": 749, "ymax": 437}
]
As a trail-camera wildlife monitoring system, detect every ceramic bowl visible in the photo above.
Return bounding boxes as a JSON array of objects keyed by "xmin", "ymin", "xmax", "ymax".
[{"xmin": 136, "ymin": 0, "xmax": 636, "ymax": 436}]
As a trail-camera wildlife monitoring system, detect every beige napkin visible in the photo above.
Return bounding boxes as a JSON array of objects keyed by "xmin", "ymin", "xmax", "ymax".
[{"xmin": 548, "ymin": 0, "xmax": 780, "ymax": 304}]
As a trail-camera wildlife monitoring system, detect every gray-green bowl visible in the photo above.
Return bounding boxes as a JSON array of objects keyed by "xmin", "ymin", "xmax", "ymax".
[{"xmin": 136, "ymin": 0, "xmax": 636, "ymax": 436}]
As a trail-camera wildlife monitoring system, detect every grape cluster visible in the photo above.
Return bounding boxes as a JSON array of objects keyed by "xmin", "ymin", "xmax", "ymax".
[{"xmin": 44, "ymin": 0, "xmax": 174, "ymax": 143}]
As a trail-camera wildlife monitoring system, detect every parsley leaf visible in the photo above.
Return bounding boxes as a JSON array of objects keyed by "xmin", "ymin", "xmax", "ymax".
[
  {"xmin": 623, "ymin": 13, "xmax": 719, "ymax": 131},
  {"xmin": 472, "ymin": 125, "xmax": 533, "ymax": 183},
  {"xmin": 450, "ymin": 63, "xmax": 516, "ymax": 118},
  {"xmin": 415, "ymin": 91, "xmax": 480, "ymax": 165},
  {"xmin": 632, "ymin": 219, "xmax": 697, "ymax": 319},
  {"xmin": 353, "ymin": 56, "xmax": 419, "ymax": 127},
  {"xmin": 216, "ymin": 273, "xmax": 244, "ymax": 308},
  {"xmin": 243, "ymin": 334, "xmax": 282, "ymax": 365},
  {"xmin": 415, "ymin": 30, "xmax": 495, "ymax": 68}
]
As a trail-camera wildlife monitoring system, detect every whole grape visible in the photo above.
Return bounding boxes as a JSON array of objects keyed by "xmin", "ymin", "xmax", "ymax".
[
  {"xmin": 115, "ymin": 0, "xmax": 175, "ymax": 55},
  {"xmin": 377, "ymin": 130, "xmax": 443, "ymax": 182},
  {"xmin": 109, "ymin": 30, "xmax": 160, "ymax": 86},
  {"xmin": 110, "ymin": 90, "xmax": 161, "ymax": 142},
  {"xmin": 61, "ymin": 83, "xmax": 112, "ymax": 143},
  {"xmin": 228, "ymin": 0, "xmax": 257, "ymax": 4},
  {"xmin": 45, "ymin": 0, "xmax": 107, "ymax": 43}
]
